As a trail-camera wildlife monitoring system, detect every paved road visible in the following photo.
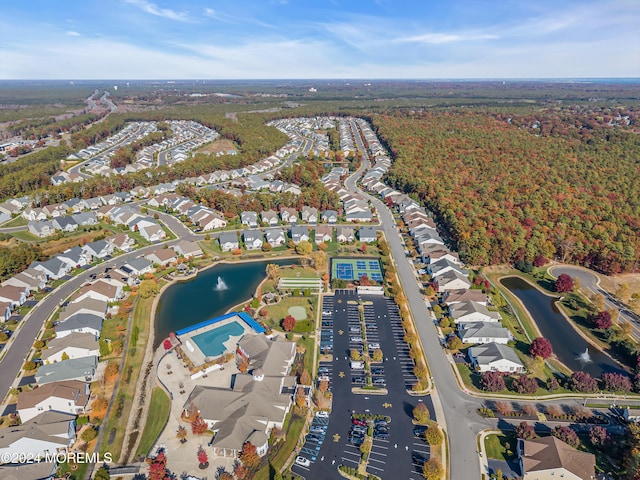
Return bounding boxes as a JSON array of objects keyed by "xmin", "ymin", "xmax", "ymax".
[{"xmin": 550, "ymin": 265, "xmax": 640, "ymax": 341}]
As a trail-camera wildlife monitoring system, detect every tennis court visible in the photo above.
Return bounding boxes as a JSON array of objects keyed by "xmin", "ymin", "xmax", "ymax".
[{"xmin": 331, "ymin": 258, "xmax": 383, "ymax": 282}]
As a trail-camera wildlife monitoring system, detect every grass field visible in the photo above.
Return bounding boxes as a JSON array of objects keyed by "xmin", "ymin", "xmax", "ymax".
[
  {"xmin": 263, "ymin": 296, "xmax": 317, "ymax": 331},
  {"xmin": 0, "ymin": 216, "xmax": 27, "ymax": 227},
  {"xmin": 10, "ymin": 230, "xmax": 39, "ymax": 242},
  {"xmin": 255, "ymin": 414, "xmax": 305, "ymax": 480},
  {"xmin": 100, "ymin": 288, "xmax": 157, "ymax": 462},
  {"xmin": 279, "ymin": 265, "xmax": 321, "ymax": 279},
  {"xmin": 484, "ymin": 433, "xmax": 517, "ymax": 461},
  {"xmin": 135, "ymin": 387, "xmax": 171, "ymax": 458}
]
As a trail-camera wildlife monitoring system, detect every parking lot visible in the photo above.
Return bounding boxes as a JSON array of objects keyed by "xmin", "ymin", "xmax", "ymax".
[{"xmin": 291, "ymin": 291, "xmax": 434, "ymax": 479}]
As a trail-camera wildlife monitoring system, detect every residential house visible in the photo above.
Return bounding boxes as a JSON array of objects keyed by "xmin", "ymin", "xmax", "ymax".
[
  {"xmin": 57, "ymin": 247, "xmax": 89, "ymax": 269},
  {"xmin": 0, "ymin": 201, "xmax": 21, "ymax": 217},
  {"xmin": 31, "ymin": 258, "xmax": 71, "ymax": 280},
  {"xmin": 0, "ymin": 411, "xmax": 76, "ymax": 460},
  {"xmin": 71, "ymin": 211, "xmax": 98, "ymax": 226},
  {"xmin": 55, "ymin": 313, "xmax": 103, "ymax": 339},
  {"xmin": 183, "ymin": 334, "xmax": 296, "ymax": 458},
  {"xmin": 120, "ymin": 257, "xmax": 154, "ymax": 277},
  {"xmin": 0, "ymin": 458, "xmax": 57, "ymax": 479},
  {"xmin": 279, "ymin": 207, "xmax": 298, "ymax": 224},
  {"xmin": 345, "ymin": 210, "xmax": 373, "ymax": 223},
  {"xmin": 58, "ymin": 298, "xmax": 107, "ymax": 323},
  {"xmin": 290, "ymin": 226, "xmax": 310, "ymax": 244},
  {"xmin": 315, "ymin": 225, "xmax": 333, "ymax": 244},
  {"xmin": 82, "ymin": 240, "xmax": 113, "ymax": 260},
  {"xmin": 145, "ymin": 248, "xmax": 177, "ymax": 267},
  {"xmin": 2, "ymin": 269, "xmax": 46, "ymax": 292},
  {"xmin": 261, "ymin": 210, "xmax": 279, "ymax": 226},
  {"xmin": 51, "ymin": 217, "xmax": 78, "ymax": 233},
  {"xmin": 450, "ymin": 301, "xmax": 501, "ymax": 325},
  {"xmin": 421, "ymin": 245, "xmax": 460, "ymax": 265},
  {"xmin": 459, "ymin": 322, "xmax": 512, "ymax": 345},
  {"xmin": 35, "ymin": 356, "xmax": 98, "ymax": 385},
  {"xmin": 358, "ymin": 227, "xmax": 377, "ymax": 243},
  {"xmin": 0, "ymin": 285, "xmax": 29, "ymax": 309},
  {"xmin": 41, "ymin": 333, "xmax": 100, "ymax": 364},
  {"xmin": 17, "ymin": 380, "xmax": 89, "ymax": 423},
  {"xmin": 107, "ymin": 233, "xmax": 135, "ymax": 252},
  {"xmin": 265, "ymin": 229, "xmax": 286, "ymax": 247},
  {"xmin": 28, "ymin": 220, "xmax": 55, "ymax": 238},
  {"xmin": 468, "ymin": 343, "xmax": 524, "ymax": 373},
  {"xmin": 71, "ymin": 280, "xmax": 122, "ymax": 304},
  {"xmin": 518, "ymin": 436, "xmax": 595, "ymax": 480},
  {"xmin": 434, "ymin": 270, "xmax": 471, "ymax": 291},
  {"xmin": 336, "ymin": 227, "xmax": 355, "ymax": 243},
  {"xmin": 321, "ymin": 210, "xmax": 338, "ymax": 224},
  {"xmin": 444, "ymin": 289, "xmax": 487, "ymax": 306},
  {"xmin": 22, "ymin": 208, "xmax": 47, "ymax": 222},
  {"xmin": 241, "ymin": 211, "xmax": 259, "ymax": 228},
  {"xmin": 197, "ymin": 211, "xmax": 227, "ymax": 231},
  {"xmin": 139, "ymin": 223, "xmax": 166, "ymax": 242},
  {"xmin": 429, "ymin": 258, "xmax": 468, "ymax": 278},
  {"xmin": 172, "ymin": 240, "xmax": 204, "ymax": 259},
  {"xmin": 218, "ymin": 232, "xmax": 240, "ymax": 252},
  {"xmin": 301, "ymin": 207, "xmax": 318, "ymax": 224},
  {"xmin": 0, "ymin": 302, "xmax": 11, "ymax": 322},
  {"xmin": 243, "ymin": 230, "xmax": 264, "ymax": 250}
]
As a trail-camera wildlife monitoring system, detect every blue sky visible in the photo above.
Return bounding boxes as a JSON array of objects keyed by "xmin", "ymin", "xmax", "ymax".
[{"xmin": 1, "ymin": 0, "xmax": 638, "ymax": 79}]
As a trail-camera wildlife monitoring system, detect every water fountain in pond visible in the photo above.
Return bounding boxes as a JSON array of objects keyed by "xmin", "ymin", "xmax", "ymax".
[
  {"xmin": 214, "ymin": 276, "xmax": 228, "ymax": 291},
  {"xmin": 578, "ymin": 347, "xmax": 592, "ymax": 363}
]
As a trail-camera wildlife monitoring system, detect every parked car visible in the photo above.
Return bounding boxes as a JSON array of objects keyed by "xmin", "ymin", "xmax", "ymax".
[
  {"xmin": 352, "ymin": 418, "xmax": 367, "ymax": 427},
  {"xmin": 350, "ymin": 337, "xmax": 363, "ymax": 343},
  {"xmin": 316, "ymin": 411, "xmax": 329, "ymax": 418},
  {"xmin": 368, "ymin": 343, "xmax": 380, "ymax": 350},
  {"xmin": 295, "ymin": 456, "xmax": 311, "ymax": 467},
  {"xmin": 371, "ymin": 367, "xmax": 384, "ymax": 375}
]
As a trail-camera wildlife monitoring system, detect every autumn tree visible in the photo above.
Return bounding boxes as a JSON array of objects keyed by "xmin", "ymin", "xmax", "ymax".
[
  {"xmin": 568, "ymin": 371, "xmax": 598, "ymax": 393},
  {"xmin": 139, "ymin": 279, "xmax": 160, "ymax": 298},
  {"xmin": 447, "ymin": 335, "xmax": 463, "ymax": 351},
  {"xmin": 554, "ymin": 274, "xmax": 574, "ymax": 293},
  {"xmin": 295, "ymin": 240, "xmax": 312, "ymax": 256},
  {"xmin": 515, "ymin": 421, "xmax": 536, "ymax": 440},
  {"xmin": 197, "ymin": 447, "xmax": 208, "ymax": 467},
  {"xmin": 372, "ymin": 349, "xmax": 383, "ymax": 362},
  {"xmin": 176, "ymin": 425, "xmax": 187, "ymax": 441},
  {"xmin": 148, "ymin": 451, "xmax": 170, "ymax": 480},
  {"xmin": 413, "ymin": 403, "xmax": 430, "ymax": 424},
  {"xmin": 191, "ymin": 413, "xmax": 208, "ymax": 435},
  {"xmin": 593, "ymin": 310, "xmax": 612, "ymax": 330},
  {"xmin": 511, "ymin": 374, "xmax": 538, "ymax": 394},
  {"xmin": 422, "ymin": 458, "xmax": 444, "ymax": 480},
  {"xmin": 601, "ymin": 372, "xmax": 632, "ymax": 392},
  {"xmin": 481, "ymin": 371, "xmax": 505, "ymax": 392},
  {"xmin": 239, "ymin": 441, "xmax": 261, "ymax": 470},
  {"xmin": 299, "ymin": 370, "xmax": 311, "ymax": 386},
  {"xmin": 423, "ymin": 425, "xmax": 443, "ymax": 445},
  {"xmin": 266, "ymin": 263, "xmax": 280, "ymax": 282},
  {"xmin": 282, "ymin": 315, "xmax": 296, "ymax": 332},
  {"xmin": 529, "ymin": 337, "xmax": 553, "ymax": 359},
  {"xmin": 552, "ymin": 425, "xmax": 580, "ymax": 448}
]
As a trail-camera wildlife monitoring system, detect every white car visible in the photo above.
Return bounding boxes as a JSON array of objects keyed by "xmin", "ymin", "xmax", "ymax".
[
  {"xmin": 295, "ymin": 456, "xmax": 311, "ymax": 467},
  {"xmin": 315, "ymin": 411, "xmax": 329, "ymax": 418},
  {"xmin": 368, "ymin": 343, "xmax": 380, "ymax": 350},
  {"xmin": 322, "ymin": 311, "xmax": 332, "ymax": 316}
]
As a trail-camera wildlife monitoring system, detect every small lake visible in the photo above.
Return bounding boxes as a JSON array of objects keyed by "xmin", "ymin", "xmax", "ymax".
[
  {"xmin": 500, "ymin": 276, "xmax": 624, "ymax": 377},
  {"xmin": 155, "ymin": 259, "xmax": 292, "ymax": 347}
]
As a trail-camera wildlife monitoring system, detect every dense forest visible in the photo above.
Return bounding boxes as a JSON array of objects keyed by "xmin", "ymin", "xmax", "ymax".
[{"xmin": 373, "ymin": 111, "xmax": 640, "ymax": 274}]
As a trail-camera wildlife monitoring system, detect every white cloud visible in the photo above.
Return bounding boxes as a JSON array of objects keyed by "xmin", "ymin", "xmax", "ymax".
[
  {"xmin": 66, "ymin": 31, "xmax": 81, "ymax": 37},
  {"xmin": 395, "ymin": 33, "xmax": 498, "ymax": 45},
  {"xmin": 124, "ymin": 0, "xmax": 191, "ymax": 22}
]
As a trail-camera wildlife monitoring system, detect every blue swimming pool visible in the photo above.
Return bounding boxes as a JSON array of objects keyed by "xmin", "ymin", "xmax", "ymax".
[{"xmin": 191, "ymin": 321, "xmax": 245, "ymax": 357}]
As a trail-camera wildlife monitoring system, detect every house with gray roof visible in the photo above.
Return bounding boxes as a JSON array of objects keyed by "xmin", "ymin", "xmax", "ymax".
[
  {"xmin": 260, "ymin": 209, "xmax": 279, "ymax": 226},
  {"xmin": 51, "ymin": 216, "xmax": 78, "ymax": 233},
  {"xmin": 265, "ymin": 229, "xmax": 286, "ymax": 247},
  {"xmin": 468, "ymin": 343, "xmax": 524, "ymax": 373},
  {"xmin": 336, "ymin": 227, "xmax": 355, "ymax": 243},
  {"xmin": 301, "ymin": 206, "xmax": 318, "ymax": 224},
  {"xmin": 35, "ymin": 356, "xmax": 98, "ymax": 385},
  {"xmin": 242, "ymin": 230, "xmax": 263, "ymax": 250},
  {"xmin": 218, "ymin": 232, "xmax": 240, "ymax": 252},
  {"xmin": 0, "ymin": 411, "xmax": 76, "ymax": 461},
  {"xmin": 55, "ymin": 313, "xmax": 103, "ymax": 339},
  {"xmin": 28, "ymin": 220, "xmax": 55, "ymax": 238},
  {"xmin": 2, "ymin": 269, "xmax": 46, "ymax": 292},
  {"xmin": 358, "ymin": 226, "xmax": 377, "ymax": 243},
  {"xmin": 459, "ymin": 321, "xmax": 512, "ymax": 345},
  {"xmin": 71, "ymin": 211, "xmax": 98, "ymax": 226},
  {"xmin": 82, "ymin": 240, "xmax": 113, "ymax": 260},
  {"xmin": 183, "ymin": 335, "xmax": 296, "ymax": 458},
  {"xmin": 57, "ymin": 246, "xmax": 90, "ymax": 269},
  {"xmin": 241, "ymin": 211, "xmax": 259, "ymax": 228},
  {"xmin": 120, "ymin": 257, "xmax": 153, "ymax": 277},
  {"xmin": 31, "ymin": 258, "xmax": 71, "ymax": 280},
  {"xmin": 290, "ymin": 225, "xmax": 309, "ymax": 244}
]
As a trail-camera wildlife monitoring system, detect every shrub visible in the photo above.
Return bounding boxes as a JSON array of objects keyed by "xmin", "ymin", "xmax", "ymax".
[
  {"xmin": 81, "ymin": 427, "xmax": 98, "ymax": 442},
  {"xmin": 422, "ymin": 458, "xmax": 443, "ymax": 480},
  {"xmin": 546, "ymin": 376, "xmax": 560, "ymax": 391},
  {"xmin": 282, "ymin": 315, "xmax": 296, "ymax": 332},
  {"xmin": 23, "ymin": 361, "xmax": 36, "ymax": 371},
  {"xmin": 481, "ymin": 371, "xmax": 506, "ymax": 392},
  {"xmin": 568, "ymin": 371, "xmax": 598, "ymax": 393},
  {"xmin": 555, "ymin": 274, "xmax": 574, "ymax": 293},
  {"xmin": 423, "ymin": 425, "xmax": 443, "ymax": 445},
  {"xmin": 494, "ymin": 401, "xmax": 513, "ymax": 416},
  {"xmin": 552, "ymin": 425, "xmax": 580, "ymax": 448},
  {"xmin": 33, "ymin": 340, "xmax": 45, "ymax": 349},
  {"xmin": 601, "ymin": 372, "xmax": 632, "ymax": 392},
  {"xmin": 413, "ymin": 403, "xmax": 430, "ymax": 424},
  {"xmin": 515, "ymin": 421, "xmax": 536, "ymax": 440},
  {"xmin": 512, "ymin": 374, "xmax": 538, "ymax": 394},
  {"xmin": 593, "ymin": 310, "xmax": 612, "ymax": 330},
  {"xmin": 529, "ymin": 337, "xmax": 553, "ymax": 359}
]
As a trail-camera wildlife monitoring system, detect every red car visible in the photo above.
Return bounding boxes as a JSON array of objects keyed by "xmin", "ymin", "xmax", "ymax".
[{"xmin": 352, "ymin": 418, "xmax": 366, "ymax": 427}]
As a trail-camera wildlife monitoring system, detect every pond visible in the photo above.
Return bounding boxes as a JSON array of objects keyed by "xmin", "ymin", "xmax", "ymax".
[
  {"xmin": 500, "ymin": 276, "xmax": 624, "ymax": 377},
  {"xmin": 155, "ymin": 259, "xmax": 293, "ymax": 347}
]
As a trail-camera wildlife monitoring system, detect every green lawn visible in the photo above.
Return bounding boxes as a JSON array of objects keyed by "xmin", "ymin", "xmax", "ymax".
[
  {"xmin": 11, "ymin": 230, "xmax": 40, "ymax": 242},
  {"xmin": 484, "ymin": 433, "xmax": 517, "ymax": 462},
  {"xmin": 263, "ymin": 296, "xmax": 317, "ymax": 330},
  {"xmin": 279, "ymin": 265, "xmax": 321, "ymax": 279},
  {"xmin": 256, "ymin": 415, "xmax": 305, "ymax": 480},
  {"xmin": 1, "ymin": 216, "xmax": 27, "ymax": 227},
  {"xmin": 135, "ymin": 387, "xmax": 171, "ymax": 457},
  {"xmin": 297, "ymin": 335, "xmax": 315, "ymax": 374}
]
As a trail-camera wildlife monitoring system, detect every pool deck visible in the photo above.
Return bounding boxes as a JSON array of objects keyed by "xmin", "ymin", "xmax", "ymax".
[{"xmin": 176, "ymin": 312, "xmax": 264, "ymax": 366}]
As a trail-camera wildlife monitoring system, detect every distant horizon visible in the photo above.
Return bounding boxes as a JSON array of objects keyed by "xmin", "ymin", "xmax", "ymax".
[{"xmin": 1, "ymin": 0, "xmax": 638, "ymax": 80}]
